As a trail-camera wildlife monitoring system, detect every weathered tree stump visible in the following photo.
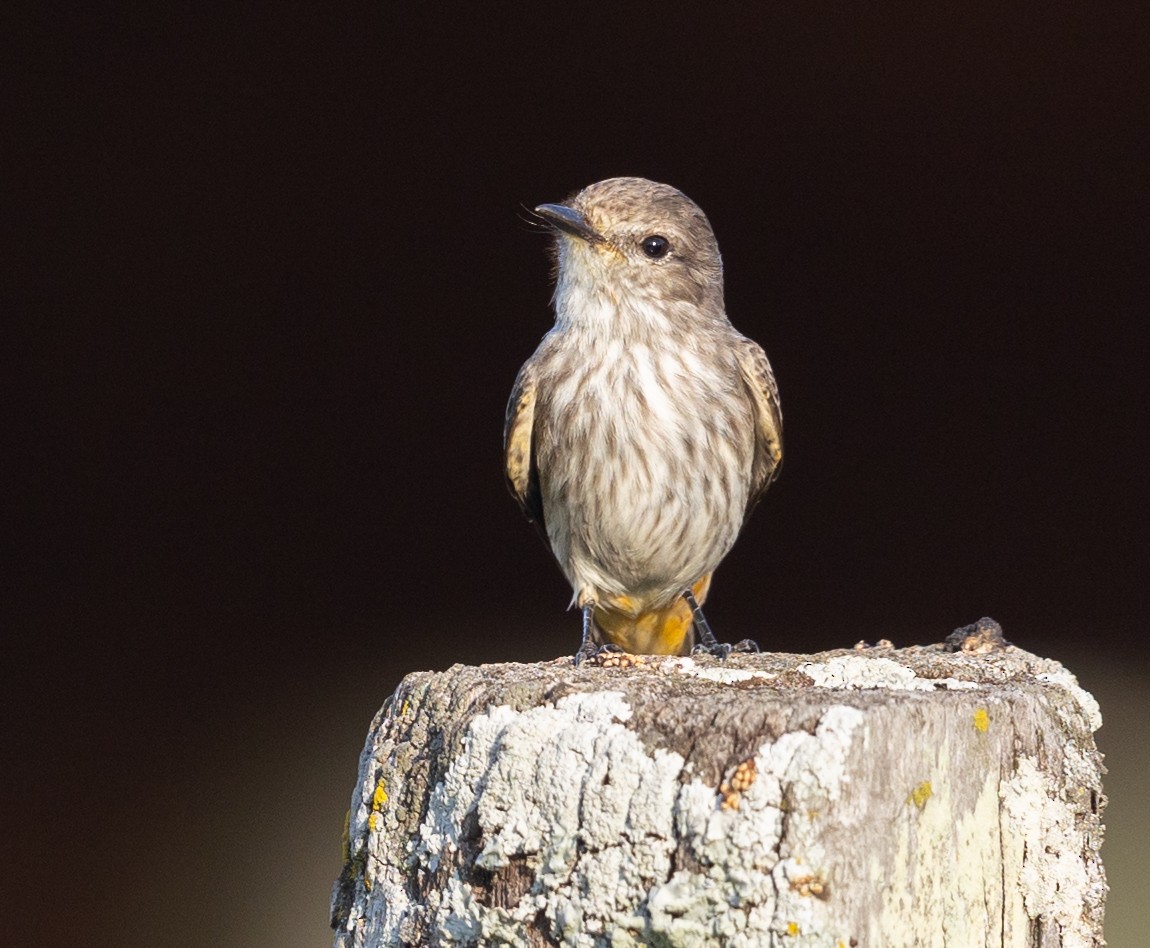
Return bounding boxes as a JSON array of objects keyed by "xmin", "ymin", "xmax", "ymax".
[{"xmin": 331, "ymin": 632, "xmax": 1105, "ymax": 947}]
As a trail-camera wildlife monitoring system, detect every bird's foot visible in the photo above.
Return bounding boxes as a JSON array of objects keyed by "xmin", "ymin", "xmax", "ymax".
[
  {"xmin": 573, "ymin": 638, "xmax": 602, "ymax": 666},
  {"xmin": 692, "ymin": 638, "xmax": 760, "ymax": 660},
  {"xmin": 681, "ymin": 589, "xmax": 759, "ymax": 660}
]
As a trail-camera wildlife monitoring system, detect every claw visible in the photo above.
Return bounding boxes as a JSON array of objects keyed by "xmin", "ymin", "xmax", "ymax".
[
  {"xmin": 573, "ymin": 639, "xmax": 600, "ymax": 667},
  {"xmin": 692, "ymin": 641, "xmax": 733, "ymax": 659},
  {"xmin": 682, "ymin": 590, "xmax": 759, "ymax": 660}
]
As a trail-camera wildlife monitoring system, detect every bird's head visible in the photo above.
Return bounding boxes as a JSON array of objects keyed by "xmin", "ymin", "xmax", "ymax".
[{"xmin": 534, "ymin": 177, "xmax": 726, "ymax": 329}]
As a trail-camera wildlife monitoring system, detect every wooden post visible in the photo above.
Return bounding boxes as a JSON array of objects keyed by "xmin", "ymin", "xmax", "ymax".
[{"xmin": 332, "ymin": 632, "xmax": 1105, "ymax": 947}]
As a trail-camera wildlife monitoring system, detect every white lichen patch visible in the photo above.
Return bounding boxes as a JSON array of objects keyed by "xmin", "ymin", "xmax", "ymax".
[
  {"xmin": 1002, "ymin": 755, "xmax": 1100, "ymax": 948},
  {"xmin": 659, "ymin": 656, "xmax": 775, "ymax": 683},
  {"xmin": 1036, "ymin": 670, "xmax": 1103, "ymax": 732},
  {"xmin": 415, "ymin": 691, "xmax": 685, "ymax": 946},
  {"xmin": 404, "ymin": 696, "xmax": 869, "ymax": 946},
  {"xmin": 799, "ymin": 655, "xmax": 979, "ymax": 691},
  {"xmin": 638, "ymin": 705, "xmax": 866, "ymax": 947}
]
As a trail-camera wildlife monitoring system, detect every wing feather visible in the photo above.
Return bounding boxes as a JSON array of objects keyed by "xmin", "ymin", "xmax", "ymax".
[
  {"xmin": 503, "ymin": 359, "xmax": 545, "ymax": 530},
  {"xmin": 734, "ymin": 337, "xmax": 783, "ymax": 514}
]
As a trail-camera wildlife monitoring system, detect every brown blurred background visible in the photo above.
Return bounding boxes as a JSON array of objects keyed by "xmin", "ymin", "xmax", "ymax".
[{"xmin": 9, "ymin": 4, "xmax": 1148, "ymax": 946}]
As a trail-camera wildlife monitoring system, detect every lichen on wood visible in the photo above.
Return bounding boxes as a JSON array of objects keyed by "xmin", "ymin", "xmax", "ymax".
[{"xmin": 331, "ymin": 641, "xmax": 1105, "ymax": 947}]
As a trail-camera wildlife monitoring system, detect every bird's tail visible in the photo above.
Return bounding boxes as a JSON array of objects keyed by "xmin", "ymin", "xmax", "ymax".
[{"xmin": 593, "ymin": 575, "xmax": 712, "ymax": 656}]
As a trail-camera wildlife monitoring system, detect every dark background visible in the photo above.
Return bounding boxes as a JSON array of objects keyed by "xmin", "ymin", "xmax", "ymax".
[{"xmin": 10, "ymin": 5, "xmax": 1148, "ymax": 946}]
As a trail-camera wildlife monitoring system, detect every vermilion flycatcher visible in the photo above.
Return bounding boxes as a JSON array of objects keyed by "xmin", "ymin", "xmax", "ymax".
[{"xmin": 505, "ymin": 178, "xmax": 783, "ymax": 663}]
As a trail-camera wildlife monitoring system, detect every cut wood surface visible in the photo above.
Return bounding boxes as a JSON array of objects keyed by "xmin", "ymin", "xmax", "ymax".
[{"xmin": 331, "ymin": 635, "xmax": 1105, "ymax": 947}]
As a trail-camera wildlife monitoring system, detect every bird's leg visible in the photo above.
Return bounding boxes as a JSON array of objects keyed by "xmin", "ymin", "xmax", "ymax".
[
  {"xmin": 683, "ymin": 589, "xmax": 726, "ymax": 656},
  {"xmin": 684, "ymin": 589, "xmax": 760, "ymax": 659},
  {"xmin": 574, "ymin": 602, "xmax": 628, "ymax": 666},
  {"xmin": 574, "ymin": 602, "xmax": 600, "ymax": 666}
]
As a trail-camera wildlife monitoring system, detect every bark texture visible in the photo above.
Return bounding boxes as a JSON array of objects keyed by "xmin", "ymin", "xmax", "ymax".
[{"xmin": 331, "ymin": 640, "xmax": 1105, "ymax": 947}]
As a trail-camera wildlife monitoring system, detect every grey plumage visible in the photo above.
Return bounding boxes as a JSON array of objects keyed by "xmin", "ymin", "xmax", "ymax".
[{"xmin": 505, "ymin": 177, "xmax": 782, "ymax": 657}]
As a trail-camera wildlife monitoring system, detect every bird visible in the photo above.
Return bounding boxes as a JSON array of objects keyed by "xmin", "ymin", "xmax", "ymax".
[{"xmin": 504, "ymin": 177, "xmax": 782, "ymax": 663}]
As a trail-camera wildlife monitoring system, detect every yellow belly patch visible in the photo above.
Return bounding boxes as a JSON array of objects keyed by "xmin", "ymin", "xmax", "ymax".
[{"xmin": 594, "ymin": 575, "xmax": 712, "ymax": 656}]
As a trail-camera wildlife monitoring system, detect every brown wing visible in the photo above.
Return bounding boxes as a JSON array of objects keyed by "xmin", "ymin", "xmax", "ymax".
[
  {"xmin": 503, "ymin": 359, "xmax": 545, "ymax": 531},
  {"xmin": 734, "ymin": 337, "xmax": 783, "ymax": 514}
]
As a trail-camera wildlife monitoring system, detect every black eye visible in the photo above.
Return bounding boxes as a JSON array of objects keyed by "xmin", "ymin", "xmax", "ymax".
[{"xmin": 641, "ymin": 235, "xmax": 670, "ymax": 259}]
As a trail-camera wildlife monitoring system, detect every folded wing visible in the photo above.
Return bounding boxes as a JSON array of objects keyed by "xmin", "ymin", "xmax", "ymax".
[{"xmin": 734, "ymin": 337, "xmax": 784, "ymax": 514}]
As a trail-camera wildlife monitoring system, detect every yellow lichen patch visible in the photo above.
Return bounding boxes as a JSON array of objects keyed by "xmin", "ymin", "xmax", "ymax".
[
  {"xmin": 909, "ymin": 781, "xmax": 933, "ymax": 809},
  {"xmin": 973, "ymin": 707, "xmax": 990, "ymax": 732},
  {"xmin": 400, "ymin": 699, "xmax": 411, "ymax": 717},
  {"xmin": 729, "ymin": 758, "xmax": 757, "ymax": 792},
  {"xmin": 719, "ymin": 757, "xmax": 757, "ymax": 809},
  {"xmin": 367, "ymin": 779, "xmax": 387, "ymax": 833},
  {"xmin": 786, "ymin": 921, "xmax": 801, "ymax": 936},
  {"xmin": 789, "ymin": 874, "xmax": 830, "ymax": 899},
  {"xmin": 719, "ymin": 790, "xmax": 742, "ymax": 811},
  {"xmin": 587, "ymin": 648, "xmax": 648, "ymax": 669}
]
